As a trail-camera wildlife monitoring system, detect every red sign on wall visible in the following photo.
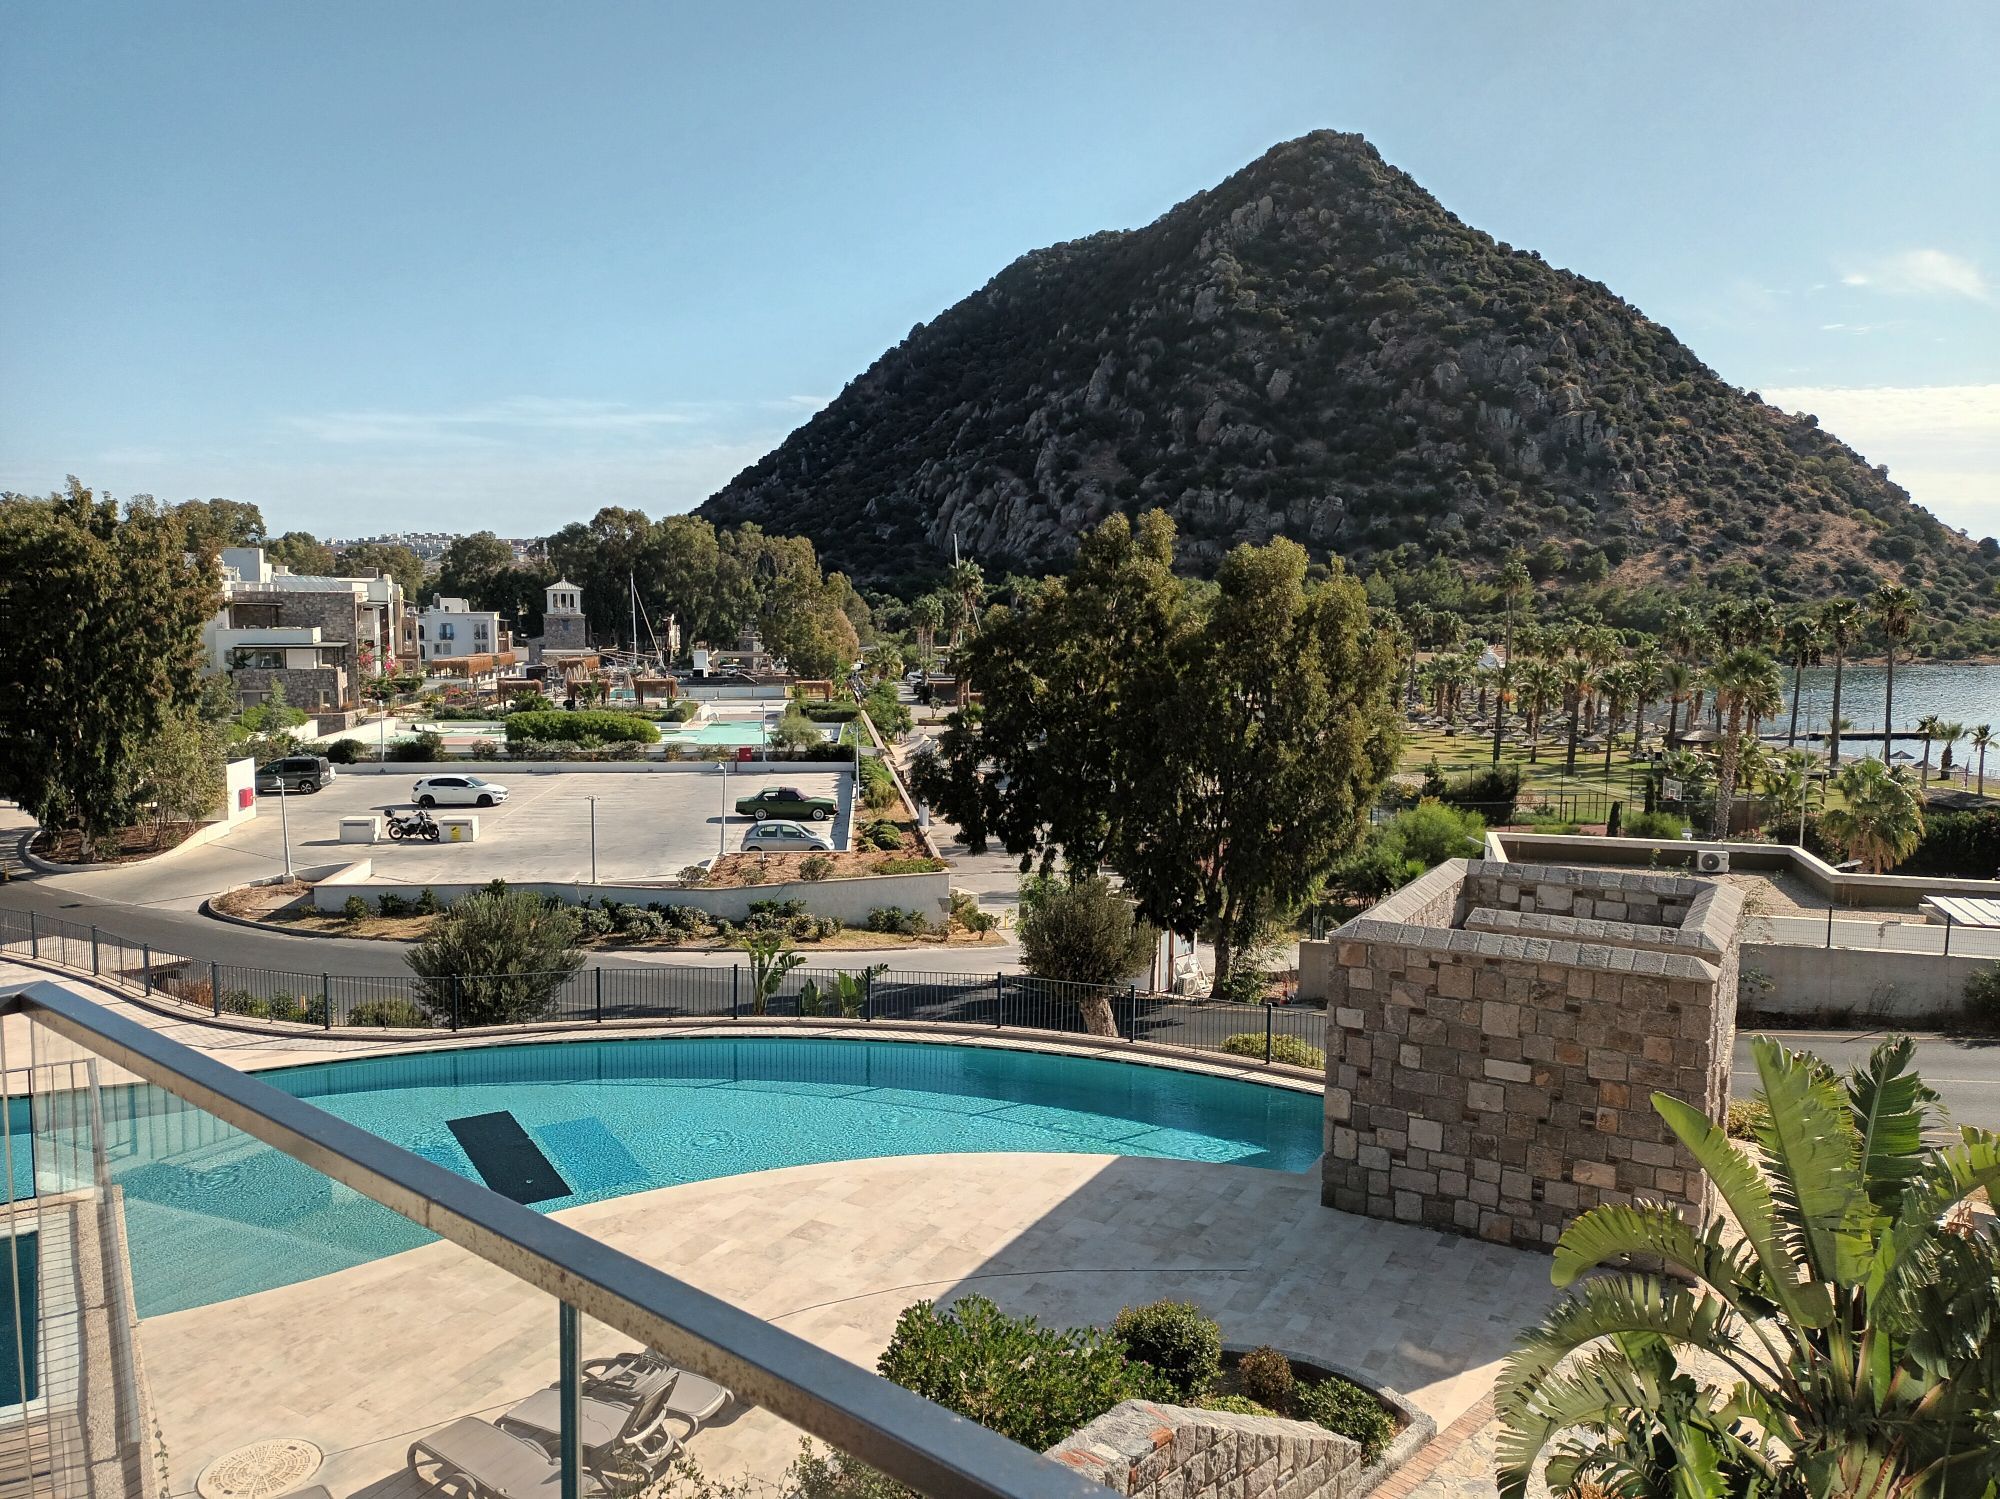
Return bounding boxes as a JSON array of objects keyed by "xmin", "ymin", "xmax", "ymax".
[
  {"xmin": 736, "ymin": 746, "xmax": 753, "ymax": 762},
  {"xmin": 239, "ymin": 787, "xmax": 256, "ymax": 810}
]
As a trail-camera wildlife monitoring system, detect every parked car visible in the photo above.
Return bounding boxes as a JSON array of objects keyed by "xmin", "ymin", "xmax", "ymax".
[
  {"xmin": 739, "ymin": 820, "xmax": 834, "ymax": 853},
  {"xmin": 255, "ymin": 755, "xmax": 333, "ymax": 794},
  {"xmin": 733, "ymin": 785, "xmax": 836, "ymax": 822},
  {"xmin": 410, "ymin": 775, "xmax": 509, "ymax": 808}
]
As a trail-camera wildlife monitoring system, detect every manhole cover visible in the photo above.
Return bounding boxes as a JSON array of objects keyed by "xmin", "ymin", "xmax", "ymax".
[{"xmin": 196, "ymin": 1439, "xmax": 323, "ymax": 1499}]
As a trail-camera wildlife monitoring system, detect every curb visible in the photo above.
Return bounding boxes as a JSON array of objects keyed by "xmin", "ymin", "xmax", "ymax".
[
  {"xmin": 1217, "ymin": 1342, "xmax": 1435, "ymax": 1497},
  {"xmin": 16, "ymin": 827, "xmax": 118, "ymax": 875}
]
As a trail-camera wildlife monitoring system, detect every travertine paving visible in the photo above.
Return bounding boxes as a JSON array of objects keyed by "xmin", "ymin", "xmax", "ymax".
[{"xmin": 136, "ymin": 1154, "xmax": 1555, "ymax": 1496}]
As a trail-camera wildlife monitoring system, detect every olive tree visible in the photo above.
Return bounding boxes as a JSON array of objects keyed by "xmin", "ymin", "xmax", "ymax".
[{"xmin": 406, "ymin": 886, "xmax": 585, "ymax": 1026}]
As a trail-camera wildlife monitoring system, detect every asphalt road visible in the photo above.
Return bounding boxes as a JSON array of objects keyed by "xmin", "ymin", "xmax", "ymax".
[{"xmin": 1731, "ymin": 1026, "xmax": 2000, "ymax": 1131}]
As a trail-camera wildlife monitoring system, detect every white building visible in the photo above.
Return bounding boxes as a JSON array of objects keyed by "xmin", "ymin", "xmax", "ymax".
[{"xmin": 419, "ymin": 596, "xmax": 505, "ymax": 665}]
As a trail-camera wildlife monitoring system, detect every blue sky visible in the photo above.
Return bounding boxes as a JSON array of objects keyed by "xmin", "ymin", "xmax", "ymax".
[{"xmin": 2, "ymin": 1, "xmax": 1995, "ymax": 539}]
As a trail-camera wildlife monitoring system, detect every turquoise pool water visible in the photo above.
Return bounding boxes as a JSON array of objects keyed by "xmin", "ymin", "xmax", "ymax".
[
  {"xmin": 0, "ymin": 1232, "xmax": 37, "ymax": 1406},
  {"xmin": 664, "ymin": 720, "xmax": 774, "ymax": 746},
  {"xmin": 97, "ymin": 1038, "xmax": 1320, "ymax": 1317}
]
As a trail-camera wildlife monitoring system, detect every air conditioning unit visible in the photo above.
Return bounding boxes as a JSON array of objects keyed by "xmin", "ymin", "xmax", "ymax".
[{"xmin": 1696, "ymin": 849, "xmax": 1730, "ymax": 875}]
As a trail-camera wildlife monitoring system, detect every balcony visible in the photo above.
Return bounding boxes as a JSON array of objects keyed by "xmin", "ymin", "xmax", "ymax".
[{"xmin": 0, "ymin": 979, "xmax": 1098, "ymax": 1499}]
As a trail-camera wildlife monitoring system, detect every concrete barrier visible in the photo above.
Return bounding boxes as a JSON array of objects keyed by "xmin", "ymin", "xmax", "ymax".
[
  {"xmin": 338, "ymin": 816, "xmax": 381, "ymax": 844},
  {"xmin": 310, "ymin": 862, "xmax": 951, "ymax": 926},
  {"xmin": 1740, "ymin": 943, "xmax": 1987, "ymax": 1026}
]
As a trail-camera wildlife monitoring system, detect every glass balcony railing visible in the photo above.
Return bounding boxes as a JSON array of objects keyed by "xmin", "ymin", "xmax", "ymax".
[{"xmin": 0, "ymin": 978, "xmax": 1102, "ymax": 1499}]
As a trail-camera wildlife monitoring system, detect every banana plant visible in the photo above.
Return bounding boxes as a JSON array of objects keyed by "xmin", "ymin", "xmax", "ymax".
[{"xmin": 1497, "ymin": 1036, "xmax": 2000, "ymax": 1499}]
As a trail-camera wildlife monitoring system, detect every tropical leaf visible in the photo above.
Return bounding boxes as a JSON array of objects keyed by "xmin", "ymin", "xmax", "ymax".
[
  {"xmin": 1846, "ymin": 1035, "xmax": 1938, "ymax": 1215},
  {"xmin": 1552, "ymin": 1203, "xmax": 1747, "ymax": 1299},
  {"xmin": 1749, "ymin": 1037, "xmax": 1871, "ymax": 1288},
  {"xmin": 1655, "ymin": 1090, "xmax": 1835, "ymax": 1330}
]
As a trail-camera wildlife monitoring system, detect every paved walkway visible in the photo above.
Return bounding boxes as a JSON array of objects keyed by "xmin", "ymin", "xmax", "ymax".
[{"xmin": 1, "ymin": 962, "xmax": 1555, "ymax": 1497}]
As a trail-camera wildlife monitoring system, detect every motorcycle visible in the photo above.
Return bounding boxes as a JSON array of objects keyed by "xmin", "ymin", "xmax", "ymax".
[{"xmin": 385, "ymin": 808, "xmax": 441, "ymax": 842}]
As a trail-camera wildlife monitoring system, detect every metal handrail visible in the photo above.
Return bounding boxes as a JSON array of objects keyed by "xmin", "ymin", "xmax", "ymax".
[{"xmin": 0, "ymin": 978, "xmax": 1103, "ymax": 1499}]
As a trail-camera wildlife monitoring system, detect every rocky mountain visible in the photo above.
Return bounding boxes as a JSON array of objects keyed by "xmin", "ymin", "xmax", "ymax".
[{"xmin": 701, "ymin": 131, "xmax": 1989, "ymax": 615}]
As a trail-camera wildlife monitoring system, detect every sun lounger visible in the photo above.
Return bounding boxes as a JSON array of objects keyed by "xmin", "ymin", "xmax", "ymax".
[
  {"xmin": 498, "ymin": 1383, "xmax": 681, "ymax": 1474},
  {"xmin": 407, "ymin": 1416, "xmax": 607, "ymax": 1499},
  {"xmin": 580, "ymin": 1350, "xmax": 732, "ymax": 1431}
]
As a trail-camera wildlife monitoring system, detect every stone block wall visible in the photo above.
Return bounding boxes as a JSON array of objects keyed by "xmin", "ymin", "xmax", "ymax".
[
  {"xmin": 1046, "ymin": 1400, "xmax": 1362, "ymax": 1499},
  {"xmin": 1321, "ymin": 860, "xmax": 1740, "ymax": 1251}
]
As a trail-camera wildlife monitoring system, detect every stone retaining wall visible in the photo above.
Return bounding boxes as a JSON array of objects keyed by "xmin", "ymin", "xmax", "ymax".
[
  {"xmin": 1046, "ymin": 1400, "xmax": 1362, "ymax": 1499},
  {"xmin": 1321, "ymin": 860, "xmax": 1739, "ymax": 1251}
]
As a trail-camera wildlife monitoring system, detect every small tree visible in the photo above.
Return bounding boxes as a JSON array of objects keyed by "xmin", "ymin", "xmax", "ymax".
[
  {"xmin": 744, "ymin": 930, "xmax": 806, "ymax": 1015},
  {"xmin": 405, "ymin": 887, "xmax": 584, "ymax": 1026},
  {"xmin": 1018, "ymin": 875, "xmax": 1156, "ymax": 1036},
  {"xmin": 1822, "ymin": 759, "xmax": 1926, "ymax": 874},
  {"xmin": 128, "ymin": 707, "xmax": 227, "ymax": 846}
]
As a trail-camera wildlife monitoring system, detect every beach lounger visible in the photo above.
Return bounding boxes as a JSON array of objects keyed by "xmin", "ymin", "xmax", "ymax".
[
  {"xmin": 407, "ymin": 1416, "xmax": 607, "ymax": 1499},
  {"xmin": 497, "ymin": 1382, "xmax": 681, "ymax": 1475},
  {"xmin": 579, "ymin": 1350, "xmax": 732, "ymax": 1432}
]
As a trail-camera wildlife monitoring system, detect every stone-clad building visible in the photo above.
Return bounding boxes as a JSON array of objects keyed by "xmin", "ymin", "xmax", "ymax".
[
  {"xmin": 1306, "ymin": 859, "xmax": 1740, "ymax": 1251},
  {"xmin": 203, "ymin": 546, "xmax": 407, "ymax": 718}
]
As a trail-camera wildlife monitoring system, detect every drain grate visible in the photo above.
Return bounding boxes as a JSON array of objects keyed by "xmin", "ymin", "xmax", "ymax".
[{"xmin": 196, "ymin": 1438, "xmax": 323, "ymax": 1499}]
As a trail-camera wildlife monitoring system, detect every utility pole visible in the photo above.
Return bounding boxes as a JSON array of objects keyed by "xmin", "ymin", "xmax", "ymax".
[
  {"xmin": 717, "ymin": 763, "xmax": 729, "ymax": 860},
  {"xmin": 587, "ymin": 795, "xmax": 599, "ymax": 884},
  {"xmin": 277, "ymin": 781, "xmax": 293, "ymax": 879}
]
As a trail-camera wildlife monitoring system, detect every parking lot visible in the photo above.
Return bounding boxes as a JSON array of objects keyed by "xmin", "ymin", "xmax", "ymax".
[{"xmin": 217, "ymin": 767, "xmax": 853, "ymax": 886}]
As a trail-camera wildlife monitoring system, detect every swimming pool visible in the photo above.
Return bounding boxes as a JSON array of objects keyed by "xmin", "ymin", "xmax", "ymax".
[
  {"xmin": 663, "ymin": 720, "xmax": 774, "ymax": 747},
  {"xmin": 94, "ymin": 1037, "xmax": 1320, "ymax": 1316}
]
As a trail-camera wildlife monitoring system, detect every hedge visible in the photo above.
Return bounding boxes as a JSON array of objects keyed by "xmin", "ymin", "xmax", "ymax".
[{"xmin": 502, "ymin": 710, "xmax": 658, "ymax": 746}]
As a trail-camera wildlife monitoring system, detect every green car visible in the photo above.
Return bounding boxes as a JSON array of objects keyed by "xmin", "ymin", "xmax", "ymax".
[{"xmin": 734, "ymin": 785, "xmax": 836, "ymax": 822}]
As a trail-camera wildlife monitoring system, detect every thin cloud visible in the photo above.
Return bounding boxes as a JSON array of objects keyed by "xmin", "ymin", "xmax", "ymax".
[
  {"xmin": 1839, "ymin": 249, "xmax": 1990, "ymax": 302},
  {"xmin": 286, "ymin": 398, "xmax": 709, "ymax": 446}
]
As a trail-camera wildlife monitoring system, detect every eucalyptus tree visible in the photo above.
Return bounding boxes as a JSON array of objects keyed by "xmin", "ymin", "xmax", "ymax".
[
  {"xmin": 1872, "ymin": 583, "xmax": 1920, "ymax": 763},
  {"xmin": 1781, "ymin": 609, "xmax": 1824, "ymax": 748},
  {"xmin": 1820, "ymin": 597, "xmax": 1863, "ymax": 769},
  {"xmin": 1498, "ymin": 1036, "xmax": 2000, "ymax": 1498}
]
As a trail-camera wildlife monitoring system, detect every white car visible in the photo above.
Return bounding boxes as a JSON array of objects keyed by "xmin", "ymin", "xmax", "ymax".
[
  {"xmin": 410, "ymin": 775, "xmax": 509, "ymax": 808},
  {"xmin": 740, "ymin": 820, "xmax": 834, "ymax": 853}
]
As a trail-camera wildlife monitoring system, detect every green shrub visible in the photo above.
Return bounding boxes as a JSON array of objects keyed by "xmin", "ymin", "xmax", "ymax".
[
  {"xmin": 1196, "ymin": 1393, "xmax": 1279, "ymax": 1418},
  {"xmin": 874, "ymin": 856, "xmax": 946, "ymax": 874},
  {"xmin": 1439, "ymin": 764, "xmax": 1521, "ymax": 823},
  {"xmin": 678, "ymin": 864, "xmax": 709, "ymax": 887},
  {"xmin": 376, "ymin": 892, "xmax": 412, "ymax": 918},
  {"xmin": 1965, "ymin": 964, "xmax": 2000, "ymax": 1029},
  {"xmin": 858, "ymin": 756, "xmax": 899, "ymax": 811},
  {"xmin": 866, "ymin": 906, "xmax": 930, "ymax": 936},
  {"xmin": 388, "ymin": 731, "xmax": 445, "ymax": 762},
  {"xmin": 798, "ymin": 700, "xmax": 862, "ymax": 722},
  {"xmin": 1726, "ymin": 1098, "xmax": 1770, "ymax": 1140},
  {"xmin": 1293, "ymin": 1375, "xmax": 1393, "ymax": 1461},
  {"xmin": 502, "ymin": 710, "xmax": 657, "ymax": 747},
  {"xmin": 863, "ymin": 683, "xmax": 912, "ymax": 738},
  {"xmin": 1219, "ymin": 1033, "xmax": 1324, "ymax": 1068},
  {"xmin": 342, "ymin": 895, "xmax": 371, "ymax": 921},
  {"xmin": 1018, "ymin": 874, "xmax": 1155, "ymax": 987},
  {"xmin": 346, "ymin": 998, "xmax": 427, "ymax": 1028},
  {"xmin": 877, "ymin": 1295, "xmax": 1159, "ymax": 1452},
  {"xmin": 1236, "ymin": 1346, "xmax": 1296, "ymax": 1413},
  {"xmin": 404, "ymin": 887, "xmax": 585, "ymax": 1026},
  {"xmin": 800, "ymin": 854, "xmax": 835, "ymax": 882},
  {"xmin": 317, "ymin": 737, "xmax": 368, "ymax": 764},
  {"xmin": 865, "ymin": 819, "xmax": 904, "ymax": 851},
  {"xmin": 414, "ymin": 886, "xmax": 441, "ymax": 916},
  {"xmin": 468, "ymin": 738, "xmax": 502, "ymax": 760},
  {"xmin": 1110, "ymin": 1299, "xmax": 1222, "ymax": 1400},
  {"xmin": 770, "ymin": 706, "xmax": 828, "ymax": 754},
  {"xmin": 1622, "ymin": 809, "xmax": 1689, "ymax": 840}
]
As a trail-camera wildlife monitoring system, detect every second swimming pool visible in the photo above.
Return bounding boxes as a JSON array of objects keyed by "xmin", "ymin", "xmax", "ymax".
[{"xmin": 97, "ymin": 1036, "xmax": 1322, "ymax": 1316}]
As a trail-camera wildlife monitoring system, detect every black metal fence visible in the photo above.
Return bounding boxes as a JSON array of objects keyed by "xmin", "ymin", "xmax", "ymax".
[{"xmin": 0, "ymin": 908, "xmax": 1327, "ymax": 1070}]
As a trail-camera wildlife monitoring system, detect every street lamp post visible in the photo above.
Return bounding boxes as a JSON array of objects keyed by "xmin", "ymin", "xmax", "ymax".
[
  {"xmin": 717, "ymin": 763, "xmax": 729, "ymax": 860},
  {"xmin": 587, "ymin": 796, "xmax": 598, "ymax": 885},
  {"xmin": 276, "ymin": 781, "xmax": 293, "ymax": 880}
]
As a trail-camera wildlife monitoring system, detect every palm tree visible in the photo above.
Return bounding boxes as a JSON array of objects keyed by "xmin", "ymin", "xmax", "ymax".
[
  {"xmin": 1975, "ymin": 723, "xmax": 1993, "ymax": 798},
  {"xmin": 1597, "ymin": 663, "xmax": 1638, "ymax": 780},
  {"xmin": 1915, "ymin": 712, "xmax": 1942, "ymax": 788},
  {"xmin": 1560, "ymin": 656, "xmax": 1593, "ymax": 776},
  {"xmin": 1626, "ymin": 644, "xmax": 1663, "ymax": 756},
  {"xmin": 1936, "ymin": 720, "xmax": 1966, "ymax": 783},
  {"xmin": 1780, "ymin": 609, "xmax": 1822, "ymax": 747},
  {"xmin": 1491, "ymin": 558, "xmax": 1530, "ymax": 765},
  {"xmin": 1707, "ymin": 649, "xmax": 1783, "ymax": 838},
  {"xmin": 1872, "ymin": 582, "xmax": 1920, "ymax": 763},
  {"xmin": 947, "ymin": 559, "xmax": 986, "ymax": 643},
  {"xmin": 1820, "ymin": 597, "xmax": 1862, "ymax": 770},
  {"xmin": 1520, "ymin": 660, "xmax": 1561, "ymax": 764},
  {"xmin": 1497, "ymin": 1036, "xmax": 2000, "ymax": 1499},
  {"xmin": 1823, "ymin": 758, "xmax": 1926, "ymax": 874},
  {"xmin": 1659, "ymin": 660, "xmax": 1694, "ymax": 748},
  {"xmin": 910, "ymin": 593, "xmax": 946, "ymax": 674}
]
